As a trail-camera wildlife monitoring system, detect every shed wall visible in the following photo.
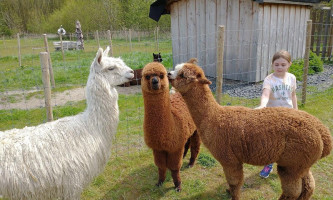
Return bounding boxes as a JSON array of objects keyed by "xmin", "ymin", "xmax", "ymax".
[{"xmin": 170, "ymin": 0, "xmax": 311, "ymax": 82}]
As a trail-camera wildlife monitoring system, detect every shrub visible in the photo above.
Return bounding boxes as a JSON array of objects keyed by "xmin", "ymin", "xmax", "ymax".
[
  {"xmin": 309, "ymin": 51, "xmax": 324, "ymax": 73},
  {"xmin": 289, "ymin": 51, "xmax": 323, "ymax": 81}
]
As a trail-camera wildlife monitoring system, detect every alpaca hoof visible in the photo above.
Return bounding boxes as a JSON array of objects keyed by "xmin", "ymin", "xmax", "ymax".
[
  {"xmin": 187, "ymin": 164, "xmax": 194, "ymax": 168},
  {"xmin": 175, "ymin": 186, "xmax": 181, "ymax": 192},
  {"xmin": 226, "ymin": 188, "xmax": 230, "ymax": 194},
  {"xmin": 156, "ymin": 181, "xmax": 163, "ymax": 187}
]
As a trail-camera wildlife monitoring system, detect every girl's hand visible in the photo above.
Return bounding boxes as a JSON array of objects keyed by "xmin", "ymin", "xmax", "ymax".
[{"xmin": 255, "ymin": 105, "xmax": 266, "ymax": 109}]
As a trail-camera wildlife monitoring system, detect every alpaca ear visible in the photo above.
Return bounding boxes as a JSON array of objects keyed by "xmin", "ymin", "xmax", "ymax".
[
  {"xmin": 103, "ymin": 46, "xmax": 110, "ymax": 57},
  {"xmin": 187, "ymin": 58, "xmax": 198, "ymax": 65},
  {"xmin": 199, "ymin": 78, "xmax": 212, "ymax": 85},
  {"xmin": 95, "ymin": 48, "xmax": 103, "ymax": 65}
]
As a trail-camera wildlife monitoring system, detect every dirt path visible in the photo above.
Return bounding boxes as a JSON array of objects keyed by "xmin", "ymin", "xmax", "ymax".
[{"xmin": 0, "ymin": 85, "xmax": 142, "ymax": 110}]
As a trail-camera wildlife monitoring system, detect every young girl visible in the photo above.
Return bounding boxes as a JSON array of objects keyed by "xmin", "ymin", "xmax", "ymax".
[{"xmin": 257, "ymin": 50, "xmax": 298, "ymax": 178}]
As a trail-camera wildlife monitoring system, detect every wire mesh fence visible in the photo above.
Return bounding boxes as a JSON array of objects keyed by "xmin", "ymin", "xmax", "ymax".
[{"xmin": 0, "ymin": 24, "xmax": 332, "ymax": 158}]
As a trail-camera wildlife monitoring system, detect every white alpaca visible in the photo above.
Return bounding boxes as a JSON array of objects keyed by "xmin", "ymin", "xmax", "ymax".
[{"xmin": 0, "ymin": 47, "xmax": 134, "ymax": 200}]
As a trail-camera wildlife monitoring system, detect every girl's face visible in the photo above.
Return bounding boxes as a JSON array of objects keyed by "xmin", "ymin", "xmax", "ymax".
[{"xmin": 272, "ymin": 57, "xmax": 291, "ymax": 78}]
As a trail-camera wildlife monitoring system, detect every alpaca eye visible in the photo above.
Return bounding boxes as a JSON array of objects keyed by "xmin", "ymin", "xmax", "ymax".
[
  {"xmin": 180, "ymin": 73, "xmax": 185, "ymax": 78},
  {"xmin": 145, "ymin": 75, "xmax": 150, "ymax": 80},
  {"xmin": 108, "ymin": 67, "xmax": 114, "ymax": 71},
  {"xmin": 197, "ymin": 74, "xmax": 201, "ymax": 78},
  {"xmin": 160, "ymin": 74, "xmax": 164, "ymax": 79}
]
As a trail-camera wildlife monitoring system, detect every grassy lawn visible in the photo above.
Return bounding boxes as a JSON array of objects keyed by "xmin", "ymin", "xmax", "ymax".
[
  {"xmin": 0, "ymin": 37, "xmax": 332, "ymax": 199},
  {"xmin": 0, "ymin": 86, "xmax": 332, "ymax": 200},
  {"xmin": 0, "ymin": 37, "xmax": 173, "ymax": 92},
  {"xmin": 84, "ymin": 87, "xmax": 333, "ymax": 200}
]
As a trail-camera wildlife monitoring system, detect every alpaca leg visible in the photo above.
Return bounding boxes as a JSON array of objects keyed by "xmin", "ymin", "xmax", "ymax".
[
  {"xmin": 153, "ymin": 150, "xmax": 167, "ymax": 186},
  {"xmin": 222, "ymin": 164, "xmax": 244, "ymax": 200},
  {"xmin": 297, "ymin": 170, "xmax": 315, "ymax": 200},
  {"xmin": 188, "ymin": 130, "xmax": 200, "ymax": 167},
  {"xmin": 277, "ymin": 165, "xmax": 303, "ymax": 200},
  {"xmin": 171, "ymin": 169, "xmax": 181, "ymax": 192},
  {"xmin": 167, "ymin": 150, "xmax": 184, "ymax": 191},
  {"xmin": 183, "ymin": 138, "xmax": 191, "ymax": 158}
]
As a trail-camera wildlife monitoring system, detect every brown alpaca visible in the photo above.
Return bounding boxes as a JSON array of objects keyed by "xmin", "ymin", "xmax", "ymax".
[
  {"xmin": 141, "ymin": 62, "xmax": 201, "ymax": 191},
  {"xmin": 168, "ymin": 62, "xmax": 332, "ymax": 200}
]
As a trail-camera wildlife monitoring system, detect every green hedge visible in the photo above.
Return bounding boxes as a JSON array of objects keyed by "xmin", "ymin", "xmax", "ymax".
[{"xmin": 289, "ymin": 51, "xmax": 323, "ymax": 81}]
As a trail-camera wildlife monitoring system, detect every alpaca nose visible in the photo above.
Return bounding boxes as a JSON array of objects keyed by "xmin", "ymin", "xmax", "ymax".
[
  {"xmin": 152, "ymin": 77, "xmax": 159, "ymax": 84},
  {"xmin": 167, "ymin": 72, "xmax": 174, "ymax": 79}
]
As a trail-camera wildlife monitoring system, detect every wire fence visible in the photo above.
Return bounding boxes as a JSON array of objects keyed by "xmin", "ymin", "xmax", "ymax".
[{"xmin": 0, "ymin": 24, "xmax": 332, "ymax": 158}]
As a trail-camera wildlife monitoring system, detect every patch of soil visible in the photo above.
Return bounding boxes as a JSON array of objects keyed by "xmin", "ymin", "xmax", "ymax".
[
  {"xmin": 1, "ymin": 65, "xmax": 332, "ymax": 110},
  {"xmin": 0, "ymin": 85, "xmax": 141, "ymax": 110}
]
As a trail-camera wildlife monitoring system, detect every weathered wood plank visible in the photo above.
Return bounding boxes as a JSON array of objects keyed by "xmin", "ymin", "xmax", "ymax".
[
  {"xmin": 226, "ymin": 0, "xmax": 240, "ymax": 80},
  {"xmin": 170, "ymin": 0, "xmax": 312, "ymax": 82},
  {"xmin": 179, "ymin": 0, "xmax": 188, "ymax": 63},
  {"xmin": 294, "ymin": 6, "xmax": 301, "ymax": 58},
  {"xmin": 288, "ymin": 6, "xmax": 296, "ymax": 58},
  {"xmin": 196, "ymin": 0, "xmax": 206, "ymax": 69},
  {"xmin": 254, "ymin": 2, "xmax": 263, "ymax": 81},
  {"xmin": 217, "ymin": 0, "xmax": 228, "ymax": 79},
  {"xmin": 269, "ymin": 4, "xmax": 278, "ymax": 71},
  {"xmin": 282, "ymin": 5, "xmax": 290, "ymax": 51},
  {"xmin": 205, "ymin": 0, "xmax": 217, "ymax": 77},
  {"xmin": 239, "ymin": 0, "xmax": 253, "ymax": 81},
  {"xmin": 297, "ymin": 6, "xmax": 305, "ymax": 58},
  {"xmin": 261, "ymin": 4, "xmax": 271, "ymax": 78},
  {"xmin": 276, "ymin": 5, "xmax": 285, "ymax": 51},
  {"xmin": 171, "ymin": 2, "xmax": 180, "ymax": 67},
  {"xmin": 187, "ymin": 0, "xmax": 197, "ymax": 60}
]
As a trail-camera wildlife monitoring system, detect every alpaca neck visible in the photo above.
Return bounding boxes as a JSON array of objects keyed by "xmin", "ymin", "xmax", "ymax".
[
  {"xmin": 84, "ymin": 73, "xmax": 119, "ymax": 136},
  {"xmin": 143, "ymin": 91, "xmax": 174, "ymax": 133},
  {"xmin": 181, "ymin": 85, "xmax": 219, "ymax": 126}
]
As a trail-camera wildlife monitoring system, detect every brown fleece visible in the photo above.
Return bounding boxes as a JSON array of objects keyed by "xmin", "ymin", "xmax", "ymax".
[
  {"xmin": 170, "ymin": 62, "xmax": 332, "ymax": 200},
  {"xmin": 141, "ymin": 62, "xmax": 201, "ymax": 191}
]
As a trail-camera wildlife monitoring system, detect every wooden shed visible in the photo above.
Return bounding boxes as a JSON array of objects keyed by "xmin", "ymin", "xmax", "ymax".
[{"xmin": 164, "ymin": 0, "xmax": 322, "ymax": 82}]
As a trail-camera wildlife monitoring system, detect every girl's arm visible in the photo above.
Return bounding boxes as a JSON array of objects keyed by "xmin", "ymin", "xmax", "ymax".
[
  {"xmin": 256, "ymin": 88, "xmax": 270, "ymax": 109},
  {"xmin": 292, "ymin": 90, "xmax": 298, "ymax": 110}
]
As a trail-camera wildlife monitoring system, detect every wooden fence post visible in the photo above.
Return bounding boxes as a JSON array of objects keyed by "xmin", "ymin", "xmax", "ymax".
[
  {"xmin": 129, "ymin": 29, "xmax": 132, "ymax": 52},
  {"xmin": 138, "ymin": 31, "xmax": 141, "ymax": 42},
  {"xmin": 107, "ymin": 30, "xmax": 113, "ymax": 56},
  {"xmin": 216, "ymin": 25, "xmax": 225, "ymax": 105},
  {"xmin": 17, "ymin": 33, "xmax": 22, "ymax": 67},
  {"xmin": 155, "ymin": 26, "xmax": 159, "ymax": 52},
  {"xmin": 43, "ymin": 34, "xmax": 55, "ymax": 88},
  {"xmin": 40, "ymin": 52, "xmax": 53, "ymax": 122},
  {"xmin": 59, "ymin": 34, "xmax": 65, "ymax": 61},
  {"xmin": 302, "ymin": 20, "xmax": 312, "ymax": 105},
  {"xmin": 96, "ymin": 30, "xmax": 100, "ymax": 48}
]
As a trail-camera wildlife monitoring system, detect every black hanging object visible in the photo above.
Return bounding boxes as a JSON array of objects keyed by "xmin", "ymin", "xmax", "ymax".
[{"xmin": 149, "ymin": 0, "xmax": 169, "ymax": 22}]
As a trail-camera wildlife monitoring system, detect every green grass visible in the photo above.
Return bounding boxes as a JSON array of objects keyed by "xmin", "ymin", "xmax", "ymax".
[
  {"xmin": 0, "ymin": 37, "xmax": 173, "ymax": 91},
  {"xmin": 0, "ymin": 37, "xmax": 332, "ymax": 200},
  {"xmin": 0, "ymin": 86, "xmax": 332, "ymax": 200}
]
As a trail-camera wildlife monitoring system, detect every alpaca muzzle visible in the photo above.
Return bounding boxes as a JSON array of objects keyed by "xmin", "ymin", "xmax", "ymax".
[{"xmin": 152, "ymin": 77, "xmax": 159, "ymax": 90}]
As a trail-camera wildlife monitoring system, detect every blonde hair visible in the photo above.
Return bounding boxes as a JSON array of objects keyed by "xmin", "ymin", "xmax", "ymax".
[{"xmin": 272, "ymin": 50, "xmax": 292, "ymax": 64}]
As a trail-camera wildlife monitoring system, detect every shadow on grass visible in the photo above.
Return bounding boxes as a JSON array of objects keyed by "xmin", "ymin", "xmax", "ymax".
[
  {"xmin": 180, "ymin": 166, "xmax": 280, "ymax": 200},
  {"xmin": 99, "ymin": 161, "xmax": 189, "ymax": 200}
]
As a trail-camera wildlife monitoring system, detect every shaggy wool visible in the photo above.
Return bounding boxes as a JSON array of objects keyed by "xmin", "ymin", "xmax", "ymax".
[
  {"xmin": 169, "ymin": 61, "xmax": 332, "ymax": 200},
  {"xmin": 142, "ymin": 62, "xmax": 200, "ymax": 191},
  {"xmin": 0, "ymin": 47, "xmax": 134, "ymax": 200}
]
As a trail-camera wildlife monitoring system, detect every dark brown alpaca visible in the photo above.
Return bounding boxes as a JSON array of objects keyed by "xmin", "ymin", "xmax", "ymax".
[
  {"xmin": 141, "ymin": 62, "xmax": 201, "ymax": 191},
  {"xmin": 168, "ymin": 61, "xmax": 332, "ymax": 200}
]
